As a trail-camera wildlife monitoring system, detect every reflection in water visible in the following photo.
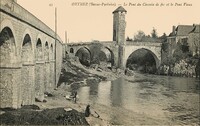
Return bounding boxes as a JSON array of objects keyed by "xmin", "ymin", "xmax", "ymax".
[
  {"xmin": 78, "ymin": 74, "xmax": 199, "ymax": 124},
  {"xmin": 97, "ymin": 81, "xmax": 111, "ymax": 106},
  {"xmin": 78, "ymin": 74, "xmax": 199, "ymax": 106},
  {"xmin": 160, "ymin": 76, "xmax": 199, "ymax": 92},
  {"xmin": 78, "ymin": 87, "xmax": 90, "ymax": 104},
  {"xmin": 89, "ymin": 82, "xmax": 99, "ymax": 104},
  {"xmin": 110, "ymin": 78, "xmax": 123, "ymax": 107}
]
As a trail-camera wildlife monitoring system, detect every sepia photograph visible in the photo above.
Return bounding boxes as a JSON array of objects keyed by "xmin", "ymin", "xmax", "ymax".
[{"xmin": 0, "ymin": 0, "xmax": 200, "ymax": 125}]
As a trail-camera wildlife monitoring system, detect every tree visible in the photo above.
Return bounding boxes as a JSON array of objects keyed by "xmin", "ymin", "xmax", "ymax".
[
  {"xmin": 182, "ymin": 40, "xmax": 189, "ymax": 53},
  {"xmin": 160, "ymin": 33, "xmax": 168, "ymax": 52},
  {"xmin": 159, "ymin": 33, "xmax": 167, "ymax": 42},
  {"xmin": 89, "ymin": 43, "xmax": 102, "ymax": 64},
  {"xmin": 151, "ymin": 27, "xmax": 158, "ymax": 38},
  {"xmin": 133, "ymin": 30, "xmax": 145, "ymax": 42},
  {"xmin": 126, "ymin": 36, "xmax": 133, "ymax": 41}
]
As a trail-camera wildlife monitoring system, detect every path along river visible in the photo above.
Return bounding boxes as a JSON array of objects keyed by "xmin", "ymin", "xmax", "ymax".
[{"xmin": 77, "ymin": 73, "xmax": 200, "ymax": 125}]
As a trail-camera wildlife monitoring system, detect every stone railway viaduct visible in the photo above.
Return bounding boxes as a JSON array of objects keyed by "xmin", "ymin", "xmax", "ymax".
[
  {"xmin": 1, "ymin": 1, "xmax": 162, "ymax": 109},
  {"xmin": 0, "ymin": 0, "xmax": 63, "ymax": 108}
]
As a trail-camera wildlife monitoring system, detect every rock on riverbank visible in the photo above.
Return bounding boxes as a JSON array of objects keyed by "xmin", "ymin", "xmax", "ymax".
[{"xmin": 0, "ymin": 105, "xmax": 89, "ymax": 125}]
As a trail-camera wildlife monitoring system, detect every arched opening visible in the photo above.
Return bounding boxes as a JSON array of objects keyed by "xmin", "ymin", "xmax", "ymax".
[
  {"xmin": 44, "ymin": 41, "xmax": 49, "ymax": 61},
  {"xmin": 49, "ymin": 44, "xmax": 54, "ymax": 89},
  {"xmin": 0, "ymin": 27, "xmax": 18, "ymax": 108},
  {"xmin": 99, "ymin": 47, "xmax": 114, "ymax": 69},
  {"xmin": 75, "ymin": 47, "xmax": 91, "ymax": 66},
  {"xmin": 36, "ymin": 39, "xmax": 42, "ymax": 61},
  {"xmin": 21, "ymin": 34, "xmax": 34, "ymax": 105},
  {"xmin": 0, "ymin": 27, "xmax": 16, "ymax": 66},
  {"xmin": 22, "ymin": 34, "xmax": 32, "ymax": 63},
  {"xmin": 44, "ymin": 41, "xmax": 50, "ymax": 92},
  {"xmin": 35, "ymin": 38, "xmax": 45, "ymax": 101},
  {"xmin": 70, "ymin": 48, "xmax": 74, "ymax": 53},
  {"xmin": 50, "ymin": 44, "xmax": 53, "ymax": 60},
  {"xmin": 126, "ymin": 48, "xmax": 158, "ymax": 74}
]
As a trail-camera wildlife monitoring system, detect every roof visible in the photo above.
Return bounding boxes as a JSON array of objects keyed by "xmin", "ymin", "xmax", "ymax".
[
  {"xmin": 113, "ymin": 6, "xmax": 127, "ymax": 13},
  {"xmin": 168, "ymin": 32, "xmax": 176, "ymax": 37},
  {"xmin": 190, "ymin": 25, "xmax": 200, "ymax": 33},
  {"xmin": 175, "ymin": 25, "xmax": 194, "ymax": 36}
]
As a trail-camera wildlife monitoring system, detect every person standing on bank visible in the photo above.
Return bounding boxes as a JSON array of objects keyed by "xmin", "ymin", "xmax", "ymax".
[
  {"xmin": 85, "ymin": 105, "xmax": 91, "ymax": 117},
  {"xmin": 84, "ymin": 105, "xmax": 100, "ymax": 118},
  {"xmin": 73, "ymin": 91, "xmax": 77, "ymax": 103}
]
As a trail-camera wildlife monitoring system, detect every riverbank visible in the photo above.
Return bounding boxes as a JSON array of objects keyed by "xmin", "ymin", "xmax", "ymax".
[
  {"xmin": 58, "ymin": 59, "xmax": 200, "ymax": 125},
  {"xmin": 0, "ymin": 59, "xmax": 119, "ymax": 125},
  {"xmin": 55, "ymin": 59, "xmax": 124, "ymax": 125},
  {"xmin": 0, "ymin": 59, "xmax": 199, "ymax": 125}
]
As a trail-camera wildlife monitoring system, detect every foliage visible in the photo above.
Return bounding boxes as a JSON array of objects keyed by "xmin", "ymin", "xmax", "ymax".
[
  {"xmin": 151, "ymin": 27, "xmax": 158, "ymax": 38},
  {"xmin": 173, "ymin": 41, "xmax": 192, "ymax": 63},
  {"xmin": 89, "ymin": 43, "xmax": 103, "ymax": 64},
  {"xmin": 126, "ymin": 36, "xmax": 133, "ymax": 41},
  {"xmin": 133, "ymin": 30, "xmax": 145, "ymax": 42},
  {"xmin": 160, "ymin": 33, "xmax": 168, "ymax": 52},
  {"xmin": 132, "ymin": 28, "xmax": 161, "ymax": 42}
]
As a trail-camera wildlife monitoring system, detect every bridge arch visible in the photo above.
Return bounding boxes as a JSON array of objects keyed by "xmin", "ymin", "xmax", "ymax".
[
  {"xmin": 100, "ymin": 46, "xmax": 115, "ymax": 66},
  {"xmin": 21, "ymin": 28, "xmax": 34, "ymax": 52},
  {"xmin": 75, "ymin": 46, "xmax": 91, "ymax": 66},
  {"xmin": 50, "ymin": 43, "xmax": 54, "ymax": 60},
  {"xmin": 125, "ymin": 47, "xmax": 160, "ymax": 72},
  {"xmin": 0, "ymin": 26, "xmax": 17, "ymax": 67},
  {"xmin": 0, "ymin": 19, "xmax": 16, "ymax": 45},
  {"xmin": 44, "ymin": 41, "xmax": 49, "ymax": 61},
  {"xmin": 35, "ymin": 38, "xmax": 45, "ymax": 101},
  {"xmin": 0, "ymin": 25, "xmax": 20, "ymax": 108},
  {"xmin": 44, "ymin": 41, "xmax": 51, "ymax": 92},
  {"xmin": 21, "ymin": 33, "xmax": 34, "ymax": 105},
  {"xmin": 35, "ymin": 38, "xmax": 43, "ymax": 61}
]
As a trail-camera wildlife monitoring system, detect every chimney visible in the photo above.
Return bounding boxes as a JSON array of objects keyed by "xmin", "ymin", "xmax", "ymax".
[
  {"xmin": 172, "ymin": 26, "xmax": 176, "ymax": 34},
  {"xmin": 65, "ymin": 31, "xmax": 67, "ymax": 43},
  {"xmin": 193, "ymin": 24, "xmax": 197, "ymax": 27}
]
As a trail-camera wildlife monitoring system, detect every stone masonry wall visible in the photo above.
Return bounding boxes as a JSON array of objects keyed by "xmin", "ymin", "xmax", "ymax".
[
  {"xmin": 35, "ymin": 63, "xmax": 45, "ymax": 101},
  {"xmin": 0, "ymin": 68, "xmax": 21, "ymax": 108},
  {"xmin": 21, "ymin": 65, "xmax": 35, "ymax": 105},
  {"xmin": 44, "ymin": 62, "xmax": 50, "ymax": 92}
]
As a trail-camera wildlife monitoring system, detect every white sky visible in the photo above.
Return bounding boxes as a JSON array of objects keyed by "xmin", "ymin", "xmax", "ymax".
[{"xmin": 17, "ymin": 0, "xmax": 200, "ymax": 43}]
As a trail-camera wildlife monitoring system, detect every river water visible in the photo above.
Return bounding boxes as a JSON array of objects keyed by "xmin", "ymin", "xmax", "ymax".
[{"xmin": 77, "ymin": 73, "xmax": 200, "ymax": 125}]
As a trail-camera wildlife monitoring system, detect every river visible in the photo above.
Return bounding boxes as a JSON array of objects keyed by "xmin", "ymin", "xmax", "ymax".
[{"xmin": 77, "ymin": 73, "xmax": 200, "ymax": 125}]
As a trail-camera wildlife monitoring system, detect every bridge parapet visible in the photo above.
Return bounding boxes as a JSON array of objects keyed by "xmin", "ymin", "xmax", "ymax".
[
  {"xmin": 0, "ymin": 0, "xmax": 62, "ymax": 43},
  {"xmin": 126, "ymin": 41, "xmax": 161, "ymax": 46},
  {"xmin": 66, "ymin": 41, "xmax": 116, "ymax": 46}
]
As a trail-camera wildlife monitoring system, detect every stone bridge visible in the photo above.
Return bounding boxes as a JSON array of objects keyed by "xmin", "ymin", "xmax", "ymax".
[
  {"xmin": 65, "ymin": 41, "xmax": 118, "ymax": 66},
  {"xmin": 65, "ymin": 41, "xmax": 161, "ymax": 69},
  {"xmin": 0, "ymin": 0, "xmax": 63, "ymax": 108},
  {"xmin": 65, "ymin": 6, "xmax": 162, "ymax": 70}
]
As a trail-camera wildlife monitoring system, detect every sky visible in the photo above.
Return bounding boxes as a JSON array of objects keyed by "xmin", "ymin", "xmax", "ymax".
[{"xmin": 17, "ymin": 0, "xmax": 200, "ymax": 43}]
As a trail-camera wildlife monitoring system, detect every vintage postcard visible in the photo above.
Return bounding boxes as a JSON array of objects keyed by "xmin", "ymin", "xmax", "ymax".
[{"xmin": 0, "ymin": 0, "xmax": 199, "ymax": 125}]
